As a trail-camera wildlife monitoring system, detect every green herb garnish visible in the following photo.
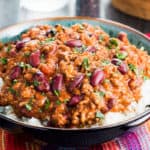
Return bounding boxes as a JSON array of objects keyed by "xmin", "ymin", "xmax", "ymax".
[
  {"xmin": 143, "ymin": 76, "xmax": 150, "ymax": 81},
  {"xmin": 86, "ymin": 72, "xmax": 92, "ymax": 77},
  {"xmin": 140, "ymin": 46, "xmax": 145, "ymax": 51},
  {"xmin": 0, "ymin": 58, "xmax": 8, "ymax": 65},
  {"xmin": 107, "ymin": 38, "xmax": 118, "ymax": 49},
  {"xmin": 25, "ymin": 103, "xmax": 32, "ymax": 111},
  {"xmin": 116, "ymin": 52, "xmax": 127, "ymax": 60},
  {"xmin": 99, "ymin": 35, "xmax": 104, "ymax": 42},
  {"xmin": 54, "ymin": 90, "xmax": 60, "ymax": 97},
  {"xmin": 82, "ymin": 57, "xmax": 89, "ymax": 70},
  {"xmin": 56, "ymin": 100, "xmax": 62, "ymax": 105},
  {"xmin": 6, "ymin": 45, "xmax": 12, "ymax": 53},
  {"xmin": 12, "ymin": 79, "xmax": 18, "ymax": 85},
  {"xmin": 41, "ymin": 37, "xmax": 55, "ymax": 44},
  {"xmin": 8, "ymin": 87, "xmax": 18, "ymax": 95},
  {"xmin": 18, "ymin": 62, "xmax": 32, "ymax": 69},
  {"xmin": 44, "ymin": 98, "xmax": 50, "ymax": 110},
  {"xmin": 96, "ymin": 91, "xmax": 105, "ymax": 97},
  {"xmin": 33, "ymin": 80, "xmax": 40, "ymax": 87},
  {"xmin": 128, "ymin": 64, "xmax": 137, "ymax": 74},
  {"xmin": 96, "ymin": 111, "xmax": 104, "ymax": 119},
  {"xmin": 101, "ymin": 59, "xmax": 110, "ymax": 66}
]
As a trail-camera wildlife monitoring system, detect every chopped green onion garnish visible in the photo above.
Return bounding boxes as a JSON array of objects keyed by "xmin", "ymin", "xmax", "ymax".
[
  {"xmin": 6, "ymin": 45, "xmax": 12, "ymax": 52},
  {"xmin": 41, "ymin": 38, "xmax": 55, "ymax": 44},
  {"xmin": 86, "ymin": 72, "xmax": 92, "ymax": 77},
  {"xmin": 96, "ymin": 91, "xmax": 105, "ymax": 97},
  {"xmin": 101, "ymin": 59, "xmax": 110, "ymax": 66},
  {"xmin": 56, "ymin": 100, "xmax": 62, "ymax": 105},
  {"xmin": 12, "ymin": 79, "xmax": 18, "ymax": 85},
  {"xmin": 107, "ymin": 38, "xmax": 118, "ymax": 49},
  {"xmin": 96, "ymin": 111, "xmax": 104, "ymax": 119},
  {"xmin": 25, "ymin": 103, "xmax": 32, "ymax": 111},
  {"xmin": 0, "ymin": 58, "xmax": 8, "ymax": 65},
  {"xmin": 99, "ymin": 35, "xmax": 104, "ymax": 42},
  {"xmin": 33, "ymin": 80, "xmax": 40, "ymax": 87},
  {"xmin": 44, "ymin": 98, "xmax": 50, "ymax": 110},
  {"xmin": 128, "ymin": 64, "xmax": 137, "ymax": 74},
  {"xmin": 143, "ymin": 76, "xmax": 150, "ymax": 81},
  {"xmin": 116, "ymin": 52, "xmax": 127, "ymax": 60},
  {"xmin": 8, "ymin": 87, "xmax": 18, "ymax": 95},
  {"xmin": 54, "ymin": 90, "xmax": 60, "ymax": 97},
  {"xmin": 73, "ymin": 47, "xmax": 81, "ymax": 54},
  {"xmin": 82, "ymin": 57, "xmax": 89, "ymax": 70},
  {"xmin": 140, "ymin": 46, "xmax": 145, "ymax": 51}
]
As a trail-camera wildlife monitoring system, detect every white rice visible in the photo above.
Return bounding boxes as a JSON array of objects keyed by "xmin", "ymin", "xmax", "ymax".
[{"xmin": 0, "ymin": 78, "xmax": 150, "ymax": 127}]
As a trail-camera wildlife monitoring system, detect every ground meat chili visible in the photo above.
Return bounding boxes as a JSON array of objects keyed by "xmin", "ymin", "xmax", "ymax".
[{"xmin": 0, "ymin": 23, "xmax": 150, "ymax": 128}]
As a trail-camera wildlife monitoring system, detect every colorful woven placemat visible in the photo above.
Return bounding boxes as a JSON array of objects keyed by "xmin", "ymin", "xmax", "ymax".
[{"xmin": 0, "ymin": 34, "xmax": 150, "ymax": 150}]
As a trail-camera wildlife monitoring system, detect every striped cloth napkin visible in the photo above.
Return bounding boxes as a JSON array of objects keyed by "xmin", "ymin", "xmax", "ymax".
[{"xmin": 0, "ymin": 34, "xmax": 150, "ymax": 150}]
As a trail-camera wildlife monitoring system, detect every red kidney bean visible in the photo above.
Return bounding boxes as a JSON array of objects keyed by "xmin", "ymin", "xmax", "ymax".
[
  {"xmin": 34, "ymin": 72, "xmax": 50, "ymax": 92},
  {"xmin": 29, "ymin": 50, "xmax": 40, "ymax": 67},
  {"xmin": 118, "ymin": 31, "xmax": 127, "ymax": 42},
  {"xmin": 68, "ymin": 95, "xmax": 82, "ymax": 106},
  {"xmin": 107, "ymin": 98, "xmax": 115, "ymax": 110},
  {"xmin": 111, "ymin": 58, "xmax": 122, "ymax": 66},
  {"xmin": 69, "ymin": 74, "xmax": 84, "ymax": 91},
  {"xmin": 86, "ymin": 46, "xmax": 97, "ymax": 53},
  {"xmin": 52, "ymin": 74, "xmax": 63, "ymax": 93},
  {"xmin": 16, "ymin": 41, "xmax": 25, "ymax": 50},
  {"xmin": 10, "ymin": 66, "xmax": 21, "ymax": 80},
  {"xmin": 66, "ymin": 39, "xmax": 82, "ymax": 47},
  {"xmin": 118, "ymin": 63, "xmax": 128, "ymax": 74},
  {"xmin": 91, "ymin": 69, "xmax": 105, "ymax": 86}
]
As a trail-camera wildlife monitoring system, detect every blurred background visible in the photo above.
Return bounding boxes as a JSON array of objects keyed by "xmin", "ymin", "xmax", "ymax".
[{"xmin": 0, "ymin": 0, "xmax": 150, "ymax": 33}]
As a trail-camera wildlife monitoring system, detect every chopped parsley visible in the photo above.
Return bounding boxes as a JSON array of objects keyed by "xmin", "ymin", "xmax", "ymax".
[
  {"xmin": 101, "ymin": 59, "xmax": 110, "ymax": 66},
  {"xmin": 99, "ymin": 34, "xmax": 104, "ymax": 42},
  {"xmin": 56, "ymin": 100, "xmax": 62, "ymax": 105},
  {"xmin": 6, "ymin": 45, "xmax": 12, "ymax": 53},
  {"xmin": 8, "ymin": 87, "xmax": 18, "ymax": 96},
  {"xmin": 128, "ymin": 64, "xmax": 137, "ymax": 74},
  {"xmin": 96, "ymin": 91, "xmax": 105, "ymax": 97},
  {"xmin": 82, "ymin": 57, "xmax": 89, "ymax": 70},
  {"xmin": 116, "ymin": 52, "xmax": 127, "ymax": 60},
  {"xmin": 143, "ymin": 76, "xmax": 150, "ymax": 81},
  {"xmin": 25, "ymin": 103, "xmax": 32, "ymax": 111},
  {"xmin": 33, "ymin": 80, "xmax": 40, "ymax": 87},
  {"xmin": 44, "ymin": 98, "xmax": 50, "ymax": 110},
  {"xmin": 12, "ymin": 79, "xmax": 18, "ymax": 85},
  {"xmin": 18, "ymin": 62, "xmax": 32, "ymax": 69},
  {"xmin": 140, "ymin": 46, "xmax": 145, "ymax": 51},
  {"xmin": 107, "ymin": 38, "xmax": 118, "ymax": 49},
  {"xmin": 73, "ymin": 47, "xmax": 81, "ymax": 54},
  {"xmin": 96, "ymin": 111, "xmax": 104, "ymax": 119},
  {"xmin": 54, "ymin": 90, "xmax": 60, "ymax": 97},
  {"xmin": 86, "ymin": 72, "xmax": 92, "ymax": 77},
  {"xmin": 0, "ymin": 58, "xmax": 8, "ymax": 65},
  {"xmin": 41, "ymin": 37, "xmax": 55, "ymax": 44}
]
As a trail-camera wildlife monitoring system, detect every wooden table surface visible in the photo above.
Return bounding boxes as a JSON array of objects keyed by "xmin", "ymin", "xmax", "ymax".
[{"xmin": 0, "ymin": 0, "xmax": 150, "ymax": 33}]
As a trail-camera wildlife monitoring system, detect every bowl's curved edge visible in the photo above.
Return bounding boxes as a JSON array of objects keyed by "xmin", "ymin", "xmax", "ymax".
[{"xmin": 0, "ymin": 16, "xmax": 149, "ymax": 131}]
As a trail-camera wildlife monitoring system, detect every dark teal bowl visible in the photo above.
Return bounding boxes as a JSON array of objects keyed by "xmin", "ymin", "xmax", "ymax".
[{"xmin": 0, "ymin": 17, "xmax": 150, "ymax": 147}]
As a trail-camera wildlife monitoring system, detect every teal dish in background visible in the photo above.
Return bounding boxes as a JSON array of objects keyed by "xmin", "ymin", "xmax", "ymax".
[{"xmin": 0, "ymin": 17, "xmax": 149, "ymax": 51}]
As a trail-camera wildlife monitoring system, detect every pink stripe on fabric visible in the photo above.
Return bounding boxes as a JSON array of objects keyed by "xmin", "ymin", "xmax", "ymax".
[{"xmin": 132, "ymin": 125, "xmax": 150, "ymax": 150}]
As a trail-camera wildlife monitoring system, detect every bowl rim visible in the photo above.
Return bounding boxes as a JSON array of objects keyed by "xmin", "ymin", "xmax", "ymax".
[{"xmin": 0, "ymin": 16, "xmax": 150, "ymax": 131}]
